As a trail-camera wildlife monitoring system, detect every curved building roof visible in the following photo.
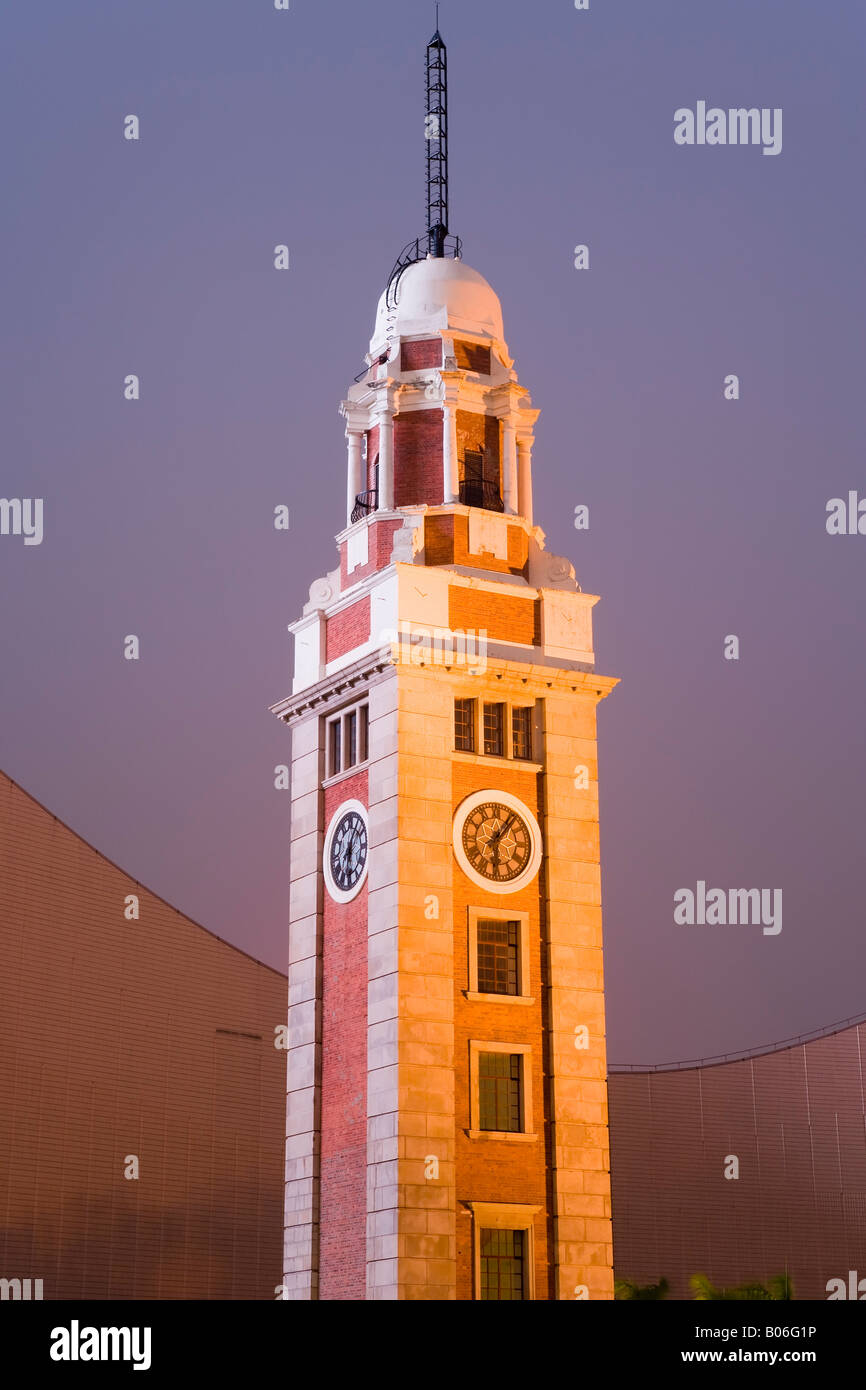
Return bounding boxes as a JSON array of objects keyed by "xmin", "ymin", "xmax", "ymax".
[{"xmin": 370, "ymin": 255, "xmax": 506, "ymax": 355}]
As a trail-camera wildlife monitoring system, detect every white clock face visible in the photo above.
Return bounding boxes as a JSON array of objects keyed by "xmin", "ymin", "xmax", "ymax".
[
  {"xmin": 324, "ymin": 800, "xmax": 369, "ymax": 903},
  {"xmin": 453, "ymin": 790, "xmax": 543, "ymax": 894}
]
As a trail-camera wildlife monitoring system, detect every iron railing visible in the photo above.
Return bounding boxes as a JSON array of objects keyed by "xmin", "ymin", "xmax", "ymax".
[
  {"xmin": 458, "ymin": 478, "xmax": 504, "ymax": 513},
  {"xmin": 385, "ymin": 233, "xmax": 463, "ymax": 310},
  {"xmin": 351, "ymin": 489, "xmax": 378, "ymax": 524}
]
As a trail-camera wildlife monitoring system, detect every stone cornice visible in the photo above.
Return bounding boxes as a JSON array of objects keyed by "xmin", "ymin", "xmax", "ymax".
[
  {"xmin": 271, "ymin": 642, "xmax": 619, "ymax": 727},
  {"xmin": 342, "ymin": 364, "xmax": 529, "ymax": 423},
  {"xmin": 396, "ymin": 655, "xmax": 619, "ymax": 702},
  {"xmin": 269, "ymin": 650, "xmax": 396, "ymax": 725}
]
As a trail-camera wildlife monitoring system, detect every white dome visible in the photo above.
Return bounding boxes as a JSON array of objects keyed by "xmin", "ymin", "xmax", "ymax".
[{"xmin": 371, "ymin": 255, "xmax": 505, "ymax": 354}]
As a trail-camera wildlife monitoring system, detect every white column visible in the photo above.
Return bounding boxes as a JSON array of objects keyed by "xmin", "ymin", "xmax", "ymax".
[
  {"xmin": 378, "ymin": 408, "xmax": 394, "ymax": 511},
  {"xmin": 517, "ymin": 435, "xmax": 534, "ymax": 524},
  {"xmin": 443, "ymin": 401, "xmax": 459, "ymax": 503},
  {"xmin": 502, "ymin": 419, "xmax": 518, "ymax": 514},
  {"xmin": 346, "ymin": 431, "xmax": 363, "ymax": 527}
]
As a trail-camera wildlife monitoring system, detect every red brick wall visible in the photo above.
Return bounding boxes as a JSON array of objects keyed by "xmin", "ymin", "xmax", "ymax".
[
  {"xmin": 401, "ymin": 338, "xmax": 442, "ymax": 371},
  {"xmin": 451, "ymin": 760, "xmax": 551, "ymax": 1300},
  {"xmin": 423, "ymin": 514, "xmax": 529, "ymax": 578},
  {"xmin": 340, "ymin": 519, "xmax": 404, "ymax": 590},
  {"xmin": 454, "ymin": 341, "xmax": 491, "ymax": 374},
  {"xmin": 394, "ymin": 409, "xmax": 443, "ymax": 508},
  {"xmin": 424, "ymin": 512, "xmax": 456, "ymax": 567},
  {"xmin": 0, "ymin": 771, "xmax": 285, "ymax": 1300},
  {"xmin": 505, "ymin": 525, "xmax": 529, "ymax": 572},
  {"xmin": 449, "ymin": 588, "xmax": 540, "ymax": 646},
  {"xmin": 325, "ymin": 597, "xmax": 371, "ymax": 662},
  {"xmin": 319, "ymin": 770, "xmax": 369, "ymax": 1300}
]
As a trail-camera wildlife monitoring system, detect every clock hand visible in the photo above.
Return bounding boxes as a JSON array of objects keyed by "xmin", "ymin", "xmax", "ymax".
[
  {"xmin": 490, "ymin": 813, "xmax": 516, "ymax": 849},
  {"xmin": 350, "ymin": 827, "xmax": 366, "ymax": 868}
]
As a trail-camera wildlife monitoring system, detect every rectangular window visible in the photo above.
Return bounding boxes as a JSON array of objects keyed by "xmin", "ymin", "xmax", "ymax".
[
  {"xmin": 478, "ymin": 1052, "xmax": 522, "ymax": 1132},
  {"xmin": 326, "ymin": 701, "xmax": 369, "ymax": 778},
  {"xmin": 476, "ymin": 920, "xmax": 519, "ymax": 996},
  {"xmin": 328, "ymin": 718, "xmax": 342, "ymax": 776},
  {"xmin": 359, "ymin": 704, "xmax": 369, "ymax": 763},
  {"xmin": 454, "ymin": 698, "xmax": 476, "ymax": 752},
  {"xmin": 469, "ymin": 1041, "xmax": 534, "ymax": 1138},
  {"xmin": 512, "ymin": 707, "xmax": 533, "ymax": 761},
  {"xmin": 470, "ymin": 1205, "xmax": 539, "ymax": 1300},
  {"xmin": 480, "ymin": 1228, "xmax": 525, "ymax": 1301},
  {"xmin": 483, "ymin": 703, "xmax": 505, "ymax": 758},
  {"xmin": 467, "ymin": 910, "xmax": 531, "ymax": 1002}
]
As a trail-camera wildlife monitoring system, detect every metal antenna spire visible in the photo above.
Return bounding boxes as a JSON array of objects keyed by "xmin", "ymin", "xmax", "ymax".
[
  {"xmin": 426, "ymin": 26, "xmax": 448, "ymax": 257},
  {"xmin": 383, "ymin": 25, "xmax": 462, "ymax": 307}
]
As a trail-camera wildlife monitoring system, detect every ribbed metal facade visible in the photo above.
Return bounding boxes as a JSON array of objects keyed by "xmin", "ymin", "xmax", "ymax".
[
  {"xmin": 608, "ymin": 1024, "xmax": 866, "ymax": 1300},
  {"xmin": 0, "ymin": 771, "xmax": 286, "ymax": 1300}
]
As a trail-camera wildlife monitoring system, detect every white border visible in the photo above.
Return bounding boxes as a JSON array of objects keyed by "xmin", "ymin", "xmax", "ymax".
[
  {"xmin": 452, "ymin": 789, "xmax": 543, "ymax": 895},
  {"xmin": 323, "ymin": 798, "xmax": 370, "ymax": 903}
]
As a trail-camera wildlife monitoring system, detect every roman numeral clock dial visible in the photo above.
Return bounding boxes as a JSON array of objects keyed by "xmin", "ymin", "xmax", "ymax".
[
  {"xmin": 453, "ymin": 791, "xmax": 543, "ymax": 895},
  {"xmin": 324, "ymin": 800, "xmax": 369, "ymax": 903},
  {"xmin": 463, "ymin": 803, "xmax": 529, "ymax": 881}
]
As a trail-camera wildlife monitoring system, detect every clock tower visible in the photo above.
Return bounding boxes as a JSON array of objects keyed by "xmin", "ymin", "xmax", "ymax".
[{"xmin": 272, "ymin": 28, "xmax": 617, "ymax": 1301}]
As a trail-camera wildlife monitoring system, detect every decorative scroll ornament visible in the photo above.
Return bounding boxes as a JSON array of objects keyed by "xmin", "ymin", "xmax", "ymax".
[{"xmin": 308, "ymin": 576, "xmax": 334, "ymax": 607}]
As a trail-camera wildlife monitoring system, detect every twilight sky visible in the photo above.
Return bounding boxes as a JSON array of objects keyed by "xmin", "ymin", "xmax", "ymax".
[{"xmin": 1, "ymin": 0, "xmax": 864, "ymax": 1064}]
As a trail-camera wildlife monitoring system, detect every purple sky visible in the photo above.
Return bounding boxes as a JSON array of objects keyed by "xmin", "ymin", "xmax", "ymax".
[{"xmin": 1, "ymin": 0, "xmax": 864, "ymax": 1064}]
